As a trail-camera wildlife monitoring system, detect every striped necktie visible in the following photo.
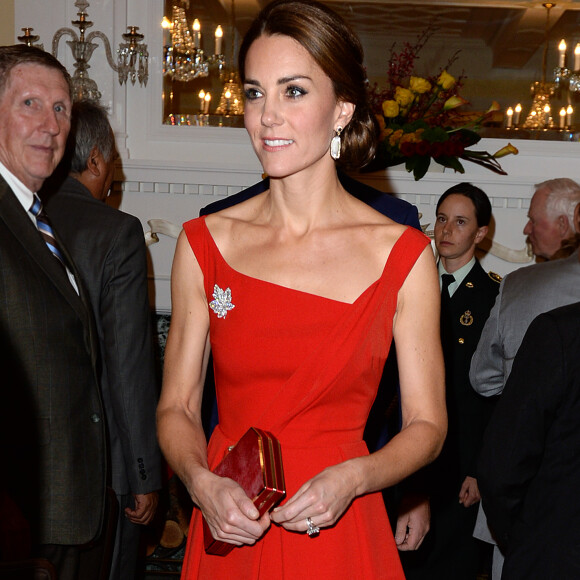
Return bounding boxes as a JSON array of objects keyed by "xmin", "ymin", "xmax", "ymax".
[{"xmin": 29, "ymin": 193, "xmax": 67, "ymax": 268}]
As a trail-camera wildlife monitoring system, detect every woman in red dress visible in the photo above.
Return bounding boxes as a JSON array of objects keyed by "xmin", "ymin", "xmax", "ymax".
[{"xmin": 157, "ymin": 1, "xmax": 447, "ymax": 577}]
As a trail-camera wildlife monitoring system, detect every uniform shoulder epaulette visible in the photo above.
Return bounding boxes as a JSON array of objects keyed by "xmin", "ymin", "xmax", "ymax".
[{"xmin": 488, "ymin": 271, "xmax": 502, "ymax": 283}]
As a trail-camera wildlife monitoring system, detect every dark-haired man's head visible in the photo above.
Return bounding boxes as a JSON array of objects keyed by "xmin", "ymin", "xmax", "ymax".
[{"xmin": 66, "ymin": 100, "xmax": 117, "ymax": 201}]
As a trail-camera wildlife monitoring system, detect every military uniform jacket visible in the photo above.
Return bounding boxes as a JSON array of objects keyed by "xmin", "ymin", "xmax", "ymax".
[{"xmin": 437, "ymin": 259, "xmax": 500, "ymax": 493}]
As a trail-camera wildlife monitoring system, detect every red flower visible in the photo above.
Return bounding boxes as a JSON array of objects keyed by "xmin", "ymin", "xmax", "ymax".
[
  {"xmin": 416, "ymin": 141, "xmax": 430, "ymax": 156},
  {"xmin": 429, "ymin": 142, "xmax": 445, "ymax": 158}
]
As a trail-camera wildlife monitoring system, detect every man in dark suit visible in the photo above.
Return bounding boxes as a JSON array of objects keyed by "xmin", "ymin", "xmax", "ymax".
[
  {"xmin": 402, "ymin": 183, "xmax": 500, "ymax": 579},
  {"xmin": 0, "ymin": 46, "xmax": 107, "ymax": 579},
  {"xmin": 478, "ymin": 301, "xmax": 580, "ymax": 579},
  {"xmin": 199, "ymin": 171, "xmax": 420, "ymax": 226},
  {"xmin": 44, "ymin": 100, "xmax": 162, "ymax": 580}
]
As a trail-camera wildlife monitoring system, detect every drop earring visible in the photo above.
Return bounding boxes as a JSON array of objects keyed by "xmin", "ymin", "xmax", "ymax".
[{"xmin": 330, "ymin": 126, "xmax": 343, "ymax": 160}]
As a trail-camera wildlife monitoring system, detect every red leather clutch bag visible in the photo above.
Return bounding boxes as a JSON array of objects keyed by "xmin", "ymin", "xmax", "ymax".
[{"xmin": 203, "ymin": 427, "xmax": 286, "ymax": 556}]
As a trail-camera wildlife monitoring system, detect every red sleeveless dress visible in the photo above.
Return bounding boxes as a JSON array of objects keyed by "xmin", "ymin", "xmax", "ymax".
[{"xmin": 181, "ymin": 216, "xmax": 430, "ymax": 579}]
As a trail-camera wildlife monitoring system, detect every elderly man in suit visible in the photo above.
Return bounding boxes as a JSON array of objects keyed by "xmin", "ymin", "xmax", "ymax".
[
  {"xmin": 0, "ymin": 45, "xmax": 107, "ymax": 579},
  {"xmin": 477, "ymin": 302, "xmax": 580, "ymax": 579},
  {"xmin": 470, "ymin": 206, "xmax": 580, "ymax": 579},
  {"xmin": 44, "ymin": 100, "xmax": 162, "ymax": 580}
]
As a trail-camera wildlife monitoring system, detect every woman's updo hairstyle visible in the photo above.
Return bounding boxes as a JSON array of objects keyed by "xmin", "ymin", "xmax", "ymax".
[{"xmin": 239, "ymin": 0, "xmax": 379, "ymax": 169}]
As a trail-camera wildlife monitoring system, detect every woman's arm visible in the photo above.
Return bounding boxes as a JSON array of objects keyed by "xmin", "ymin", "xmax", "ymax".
[
  {"xmin": 156, "ymin": 231, "xmax": 269, "ymax": 545},
  {"xmin": 156, "ymin": 231, "xmax": 211, "ymax": 490},
  {"xmin": 272, "ymin": 245, "xmax": 447, "ymax": 532},
  {"xmin": 370, "ymin": 244, "xmax": 447, "ymax": 487}
]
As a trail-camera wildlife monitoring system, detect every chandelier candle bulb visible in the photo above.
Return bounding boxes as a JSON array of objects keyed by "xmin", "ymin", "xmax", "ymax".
[
  {"xmin": 559, "ymin": 39, "xmax": 567, "ymax": 67},
  {"xmin": 199, "ymin": 89, "xmax": 205, "ymax": 112},
  {"xmin": 215, "ymin": 25, "xmax": 223, "ymax": 54},
  {"xmin": 204, "ymin": 92, "xmax": 211, "ymax": 114},
  {"xmin": 567, "ymin": 105, "xmax": 574, "ymax": 126},
  {"xmin": 575, "ymin": 44, "xmax": 580, "ymax": 71},
  {"xmin": 560, "ymin": 107, "xmax": 566, "ymax": 128},
  {"xmin": 506, "ymin": 107, "xmax": 513, "ymax": 128},
  {"xmin": 225, "ymin": 89, "xmax": 231, "ymax": 111},
  {"xmin": 193, "ymin": 19, "xmax": 201, "ymax": 49},
  {"xmin": 544, "ymin": 104, "xmax": 551, "ymax": 126},
  {"xmin": 514, "ymin": 103, "xmax": 522, "ymax": 126}
]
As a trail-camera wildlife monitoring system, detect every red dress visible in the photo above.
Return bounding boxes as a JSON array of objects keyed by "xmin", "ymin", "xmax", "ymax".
[{"xmin": 181, "ymin": 216, "xmax": 430, "ymax": 579}]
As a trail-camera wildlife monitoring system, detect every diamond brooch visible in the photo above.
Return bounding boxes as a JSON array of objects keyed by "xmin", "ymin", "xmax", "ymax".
[{"xmin": 209, "ymin": 284, "xmax": 235, "ymax": 319}]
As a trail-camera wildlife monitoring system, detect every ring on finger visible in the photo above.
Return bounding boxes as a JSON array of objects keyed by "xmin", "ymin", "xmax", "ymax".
[{"xmin": 306, "ymin": 516, "xmax": 320, "ymax": 538}]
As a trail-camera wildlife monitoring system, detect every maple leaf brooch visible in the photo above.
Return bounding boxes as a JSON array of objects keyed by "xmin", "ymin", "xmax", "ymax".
[{"xmin": 209, "ymin": 284, "xmax": 235, "ymax": 319}]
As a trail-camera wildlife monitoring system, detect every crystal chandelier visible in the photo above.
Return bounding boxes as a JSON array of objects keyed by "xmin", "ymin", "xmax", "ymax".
[
  {"xmin": 19, "ymin": 0, "xmax": 148, "ymax": 103},
  {"xmin": 504, "ymin": 3, "xmax": 575, "ymax": 131},
  {"xmin": 163, "ymin": 5, "xmax": 225, "ymax": 82}
]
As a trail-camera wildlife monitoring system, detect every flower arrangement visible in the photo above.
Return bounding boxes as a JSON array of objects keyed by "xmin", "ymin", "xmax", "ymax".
[{"xmin": 366, "ymin": 30, "xmax": 518, "ymax": 180}]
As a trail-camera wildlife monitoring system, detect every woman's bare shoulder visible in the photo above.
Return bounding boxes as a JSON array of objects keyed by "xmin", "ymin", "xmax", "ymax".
[
  {"xmin": 208, "ymin": 191, "xmax": 267, "ymax": 221},
  {"xmin": 204, "ymin": 194, "xmax": 269, "ymax": 255},
  {"xmin": 348, "ymin": 194, "xmax": 410, "ymax": 231}
]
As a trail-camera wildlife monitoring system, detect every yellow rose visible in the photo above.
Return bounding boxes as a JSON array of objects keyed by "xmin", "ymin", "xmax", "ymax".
[
  {"xmin": 443, "ymin": 95, "xmax": 468, "ymax": 110},
  {"xmin": 382, "ymin": 100, "xmax": 400, "ymax": 118},
  {"xmin": 493, "ymin": 143, "xmax": 519, "ymax": 158},
  {"xmin": 437, "ymin": 70, "xmax": 455, "ymax": 90},
  {"xmin": 395, "ymin": 86, "xmax": 414, "ymax": 107},
  {"xmin": 409, "ymin": 76, "xmax": 432, "ymax": 94}
]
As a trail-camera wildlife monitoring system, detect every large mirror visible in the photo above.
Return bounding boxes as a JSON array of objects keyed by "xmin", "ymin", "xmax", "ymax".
[{"xmin": 161, "ymin": 0, "xmax": 580, "ymax": 138}]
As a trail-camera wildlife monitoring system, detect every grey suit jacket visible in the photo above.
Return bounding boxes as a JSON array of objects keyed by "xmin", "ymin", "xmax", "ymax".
[
  {"xmin": 470, "ymin": 251, "xmax": 580, "ymax": 397},
  {"xmin": 45, "ymin": 177, "xmax": 162, "ymax": 496},
  {"xmin": 0, "ymin": 176, "xmax": 106, "ymax": 545}
]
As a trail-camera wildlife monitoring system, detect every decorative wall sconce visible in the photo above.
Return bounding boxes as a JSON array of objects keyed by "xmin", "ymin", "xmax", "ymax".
[{"xmin": 20, "ymin": 0, "xmax": 148, "ymax": 102}]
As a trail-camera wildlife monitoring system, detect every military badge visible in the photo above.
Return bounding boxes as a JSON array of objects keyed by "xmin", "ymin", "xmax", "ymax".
[{"xmin": 460, "ymin": 310, "xmax": 473, "ymax": 326}]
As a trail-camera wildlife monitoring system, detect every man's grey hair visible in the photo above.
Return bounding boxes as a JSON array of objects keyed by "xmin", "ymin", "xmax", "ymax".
[
  {"xmin": 0, "ymin": 44, "xmax": 72, "ymax": 99},
  {"xmin": 68, "ymin": 100, "xmax": 115, "ymax": 173},
  {"xmin": 536, "ymin": 178, "xmax": 580, "ymax": 230}
]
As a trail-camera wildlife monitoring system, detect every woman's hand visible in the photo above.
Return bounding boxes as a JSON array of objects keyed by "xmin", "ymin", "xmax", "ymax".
[
  {"xmin": 271, "ymin": 460, "xmax": 360, "ymax": 534},
  {"xmin": 194, "ymin": 469, "xmax": 271, "ymax": 546}
]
